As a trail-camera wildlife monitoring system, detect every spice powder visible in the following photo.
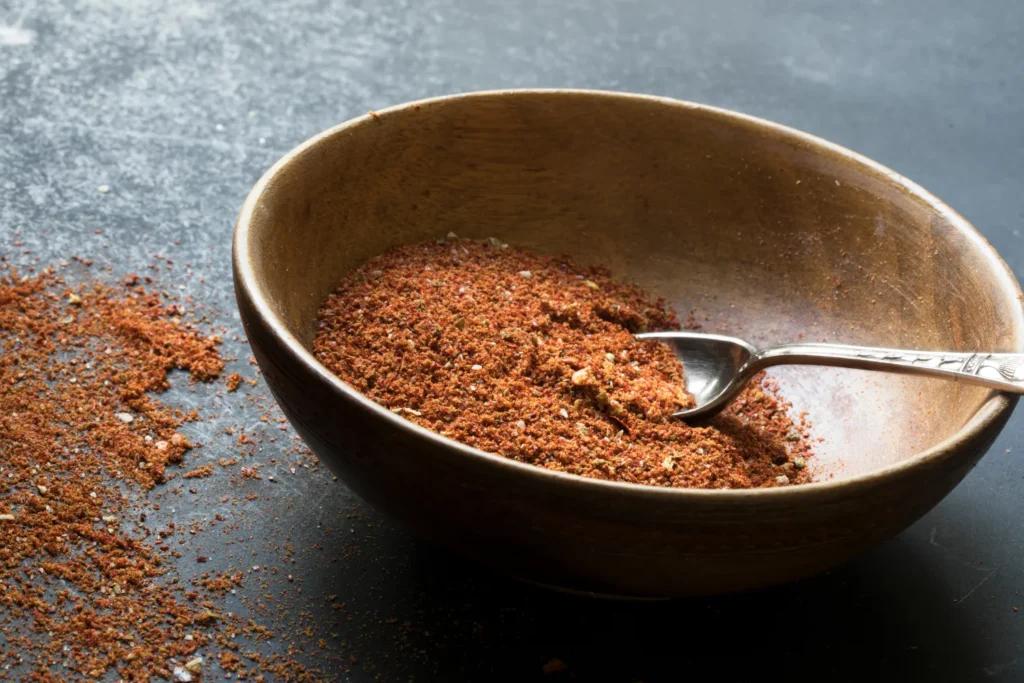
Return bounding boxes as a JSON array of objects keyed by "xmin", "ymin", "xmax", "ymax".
[
  {"xmin": 0, "ymin": 268, "xmax": 319, "ymax": 681},
  {"xmin": 314, "ymin": 238, "xmax": 813, "ymax": 489}
]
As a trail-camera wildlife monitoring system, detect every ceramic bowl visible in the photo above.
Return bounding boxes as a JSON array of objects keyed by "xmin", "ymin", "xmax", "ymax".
[{"xmin": 233, "ymin": 90, "xmax": 1022, "ymax": 598}]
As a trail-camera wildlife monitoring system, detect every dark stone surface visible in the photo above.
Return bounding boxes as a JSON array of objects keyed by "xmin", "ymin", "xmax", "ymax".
[{"xmin": 2, "ymin": 0, "xmax": 1022, "ymax": 680}]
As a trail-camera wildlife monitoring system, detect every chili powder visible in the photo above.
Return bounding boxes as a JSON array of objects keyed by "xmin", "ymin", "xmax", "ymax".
[
  {"xmin": 314, "ymin": 238, "xmax": 813, "ymax": 489},
  {"xmin": 0, "ymin": 268, "xmax": 320, "ymax": 681}
]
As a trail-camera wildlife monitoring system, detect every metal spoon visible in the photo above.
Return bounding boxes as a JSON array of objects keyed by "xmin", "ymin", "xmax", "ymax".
[{"xmin": 638, "ymin": 331, "xmax": 1024, "ymax": 421}]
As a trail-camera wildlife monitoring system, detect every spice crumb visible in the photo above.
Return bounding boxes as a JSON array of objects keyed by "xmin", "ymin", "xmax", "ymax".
[
  {"xmin": 226, "ymin": 371, "xmax": 243, "ymax": 392},
  {"xmin": 183, "ymin": 464, "xmax": 215, "ymax": 479},
  {"xmin": 571, "ymin": 367, "xmax": 592, "ymax": 386}
]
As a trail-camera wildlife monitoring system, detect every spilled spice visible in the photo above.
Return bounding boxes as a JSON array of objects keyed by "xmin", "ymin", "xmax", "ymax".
[
  {"xmin": 0, "ymin": 267, "xmax": 319, "ymax": 681},
  {"xmin": 314, "ymin": 238, "xmax": 813, "ymax": 489},
  {"xmin": 183, "ymin": 464, "xmax": 215, "ymax": 479},
  {"xmin": 226, "ymin": 372, "xmax": 243, "ymax": 392}
]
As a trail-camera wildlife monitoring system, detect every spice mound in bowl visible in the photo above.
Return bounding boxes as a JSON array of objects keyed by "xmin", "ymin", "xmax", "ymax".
[{"xmin": 313, "ymin": 238, "xmax": 812, "ymax": 489}]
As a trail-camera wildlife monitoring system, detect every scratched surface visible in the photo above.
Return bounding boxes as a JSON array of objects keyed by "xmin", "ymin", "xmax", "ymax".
[{"xmin": 2, "ymin": 0, "xmax": 1024, "ymax": 680}]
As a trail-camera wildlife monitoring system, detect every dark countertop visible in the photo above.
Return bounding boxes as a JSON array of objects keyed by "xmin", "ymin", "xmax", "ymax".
[{"xmin": 2, "ymin": 1, "xmax": 1022, "ymax": 680}]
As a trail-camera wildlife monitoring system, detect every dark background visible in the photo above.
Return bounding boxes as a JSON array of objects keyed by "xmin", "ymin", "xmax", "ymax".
[{"xmin": 2, "ymin": 0, "xmax": 1022, "ymax": 680}]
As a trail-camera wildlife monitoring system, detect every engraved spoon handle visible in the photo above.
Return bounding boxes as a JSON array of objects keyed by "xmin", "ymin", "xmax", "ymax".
[{"xmin": 751, "ymin": 344, "xmax": 1024, "ymax": 393}]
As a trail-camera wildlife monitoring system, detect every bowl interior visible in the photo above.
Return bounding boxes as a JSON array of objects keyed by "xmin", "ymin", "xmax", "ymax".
[{"xmin": 240, "ymin": 91, "xmax": 1023, "ymax": 483}]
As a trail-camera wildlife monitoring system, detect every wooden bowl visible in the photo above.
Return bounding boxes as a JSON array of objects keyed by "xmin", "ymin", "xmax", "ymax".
[{"xmin": 233, "ymin": 90, "xmax": 1023, "ymax": 598}]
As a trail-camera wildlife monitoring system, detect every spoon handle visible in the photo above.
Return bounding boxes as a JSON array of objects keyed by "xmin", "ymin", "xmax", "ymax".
[{"xmin": 754, "ymin": 344, "xmax": 1024, "ymax": 393}]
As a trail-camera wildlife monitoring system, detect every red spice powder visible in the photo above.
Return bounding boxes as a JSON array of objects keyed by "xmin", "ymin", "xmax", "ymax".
[
  {"xmin": 0, "ymin": 269, "xmax": 223, "ymax": 678},
  {"xmin": 226, "ymin": 372, "xmax": 243, "ymax": 392},
  {"xmin": 0, "ymin": 268, "xmax": 320, "ymax": 681},
  {"xmin": 182, "ymin": 464, "xmax": 215, "ymax": 479},
  {"xmin": 313, "ymin": 238, "xmax": 813, "ymax": 489}
]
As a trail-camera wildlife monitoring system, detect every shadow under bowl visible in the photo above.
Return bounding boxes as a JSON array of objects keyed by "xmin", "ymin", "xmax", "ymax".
[{"xmin": 233, "ymin": 89, "xmax": 1022, "ymax": 598}]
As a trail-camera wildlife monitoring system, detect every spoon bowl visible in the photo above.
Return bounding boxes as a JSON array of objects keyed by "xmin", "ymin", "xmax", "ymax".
[{"xmin": 638, "ymin": 332, "xmax": 757, "ymax": 420}]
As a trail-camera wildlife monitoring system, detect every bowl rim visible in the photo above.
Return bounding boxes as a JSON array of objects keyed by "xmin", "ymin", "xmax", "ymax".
[{"xmin": 233, "ymin": 88, "xmax": 1024, "ymax": 502}]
